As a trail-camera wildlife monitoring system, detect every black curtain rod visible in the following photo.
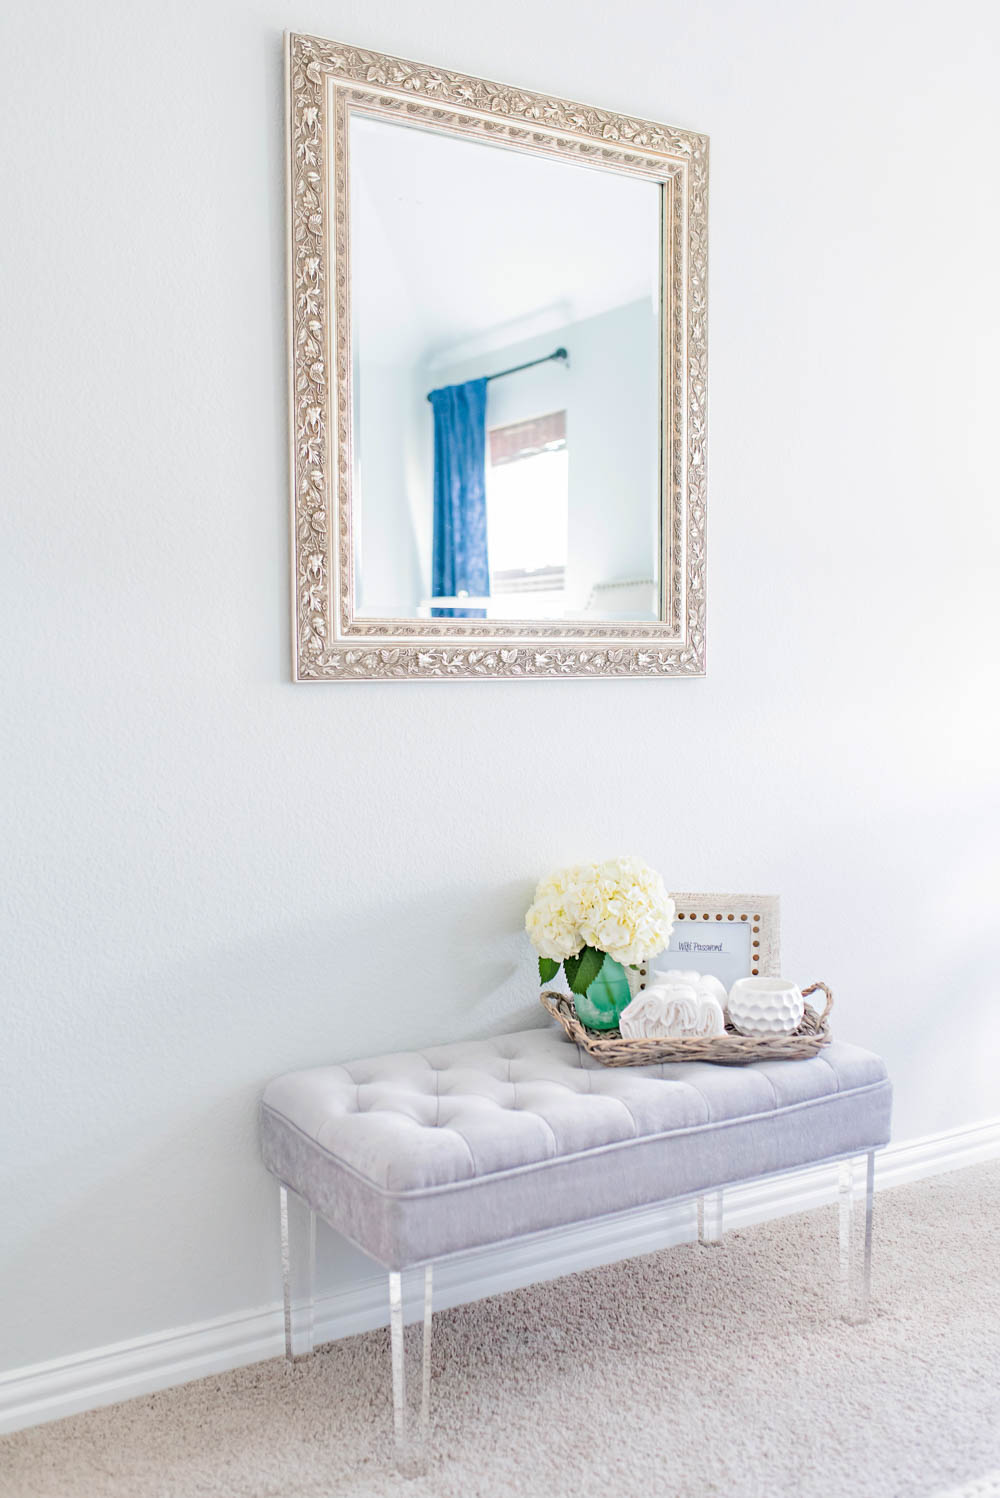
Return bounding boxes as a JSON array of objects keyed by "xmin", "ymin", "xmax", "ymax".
[
  {"xmin": 427, "ymin": 347, "xmax": 568, "ymax": 402},
  {"xmin": 486, "ymin": 346, "xmax": 568, "ymax": 383}
]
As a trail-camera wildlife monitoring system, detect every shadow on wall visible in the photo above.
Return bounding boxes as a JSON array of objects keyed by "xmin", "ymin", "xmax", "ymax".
[
  {"xmin": 281, "ymin": 873, "xmax": 546, "ymax": 1056},
  {"xmin": 170, "ymin": 873, "xmax": 545, "ymax": 1068}
]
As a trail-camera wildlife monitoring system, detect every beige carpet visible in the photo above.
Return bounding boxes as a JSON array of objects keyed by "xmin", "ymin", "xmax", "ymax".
[{"xmin": 3, "ymin": 1161, "xmax": 999, "ymax": 1498}]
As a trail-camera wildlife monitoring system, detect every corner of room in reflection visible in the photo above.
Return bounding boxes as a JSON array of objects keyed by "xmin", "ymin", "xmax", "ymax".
[{"xmin": 350, "ymin": 112, "xmax": 664, "ymax": 625}]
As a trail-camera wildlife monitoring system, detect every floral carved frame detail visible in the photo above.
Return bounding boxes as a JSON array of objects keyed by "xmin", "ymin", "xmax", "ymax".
[{"xmin": 286, "ymin": 33, "xmax": 709, "ymax": 682}]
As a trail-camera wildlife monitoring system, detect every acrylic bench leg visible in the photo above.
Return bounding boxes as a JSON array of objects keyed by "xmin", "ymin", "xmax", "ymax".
[
  {"xmin": 280, "ymin": 1184, "xmax": 316, "ymax": 1360},
  {"xmin": 698, "ymin": 1189, "xmax": 724, "ymax": 1245},
  {"xmin": 389, "ymin": 1265, "xmax": 433, "ymax": 1472},
  {"xmin": 839, "ymin": 1152, "xmax": 874, "ymax": 1324}
]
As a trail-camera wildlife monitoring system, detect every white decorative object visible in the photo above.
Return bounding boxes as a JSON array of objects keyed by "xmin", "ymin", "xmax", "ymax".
[
  {"xmin": 619, "ymin": 982, "xmax": 726, "ymax": 1040},
  {"xmin": 727, "ymin": 977, "xmax": 804, "ymax": 1037},
  {"xmin": 653, "ymin": 968, "xmax": 728, "ymax": 1008}
]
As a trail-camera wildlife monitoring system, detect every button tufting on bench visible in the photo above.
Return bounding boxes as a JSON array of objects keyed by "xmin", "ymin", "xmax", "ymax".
[{"xmin": 261, "ymin": 1025, "xmax": 892, "ymax": 1270}]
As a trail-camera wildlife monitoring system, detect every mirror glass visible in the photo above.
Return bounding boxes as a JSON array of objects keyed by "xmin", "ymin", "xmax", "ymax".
[{"xmin": 349, "ymin": 112, "xmax": 663, "ymax": 623}]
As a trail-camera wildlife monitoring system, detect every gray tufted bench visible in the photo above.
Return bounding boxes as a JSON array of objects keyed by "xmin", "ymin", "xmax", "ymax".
[{"xmin": 260, "ymin": 1024, "xmax": 891, "ymax": 1455}]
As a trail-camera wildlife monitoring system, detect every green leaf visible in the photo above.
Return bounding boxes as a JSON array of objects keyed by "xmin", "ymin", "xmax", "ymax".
[
  {"xmin": 538, "ymin": 957, "xmax": 560, "ymax": 985},
  {"xmin": 563, "ymin": 945, "xmax": 605, "ymax": 996}
]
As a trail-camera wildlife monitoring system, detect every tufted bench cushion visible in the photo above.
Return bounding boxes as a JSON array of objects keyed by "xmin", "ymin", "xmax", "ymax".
[{"xmin": 260, "ymin": 1026, "xmax": 891, "ymax": 1269}]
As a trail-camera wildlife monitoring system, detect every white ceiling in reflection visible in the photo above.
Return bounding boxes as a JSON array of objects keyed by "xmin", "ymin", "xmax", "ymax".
[{"xmin": 349, "ymin": 113, "xmax": 661, "ymax": 368}]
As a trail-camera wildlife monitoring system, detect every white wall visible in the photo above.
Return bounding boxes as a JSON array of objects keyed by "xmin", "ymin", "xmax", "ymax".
[
  {"xmin": 350, "ymin": 167, "xmax": 426, "ymax": 615},
  {"xmin": 354, "ymin": 359, "xmax": 425, "ymax": 615},
  {"xmin": 2, "ymin": 0, "xmax": 999, "ymax": 1381}
]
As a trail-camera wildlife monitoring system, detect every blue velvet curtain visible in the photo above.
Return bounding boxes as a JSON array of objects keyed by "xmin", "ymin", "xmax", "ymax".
[{"xmin": 428, "ymin": 378, "xmax": 490, "ymax": 619}]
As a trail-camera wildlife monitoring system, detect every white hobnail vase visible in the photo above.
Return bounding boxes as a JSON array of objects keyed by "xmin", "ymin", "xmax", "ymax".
[{"xmin": 727, "ymin": 976, "xmax": 804, "ymax": 1037}]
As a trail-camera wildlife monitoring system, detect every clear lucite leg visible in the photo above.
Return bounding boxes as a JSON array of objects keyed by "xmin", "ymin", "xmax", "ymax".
[
  {"xmin": 838, "ymin": 1152, "xmax": 875, "ymax": 1324},
  {"xmin": 280, "ymin": 1184, "xmax": 316, "ymax": 1360},
  {"xmin": 388, "ymin": 1265, "xmax": 433, "ymax": 1471},
  {"xmin": 698, "ymin": 1189, "xmax": 724, "ymax": 1245}
]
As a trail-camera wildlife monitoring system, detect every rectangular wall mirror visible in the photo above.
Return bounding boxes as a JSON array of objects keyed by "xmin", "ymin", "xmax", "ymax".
[{"xmin": 287, "ymin": 35, "xmax": 708, "ymax": 681}]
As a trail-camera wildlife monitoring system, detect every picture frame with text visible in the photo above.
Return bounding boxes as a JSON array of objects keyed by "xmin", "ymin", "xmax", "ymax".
[{"xmin": 660, "ymin": 894, "xmax": 780, "ymax": 990}]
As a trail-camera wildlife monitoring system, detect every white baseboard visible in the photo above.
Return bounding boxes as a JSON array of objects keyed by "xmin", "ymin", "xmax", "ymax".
[{"xmin": 2, "ymin": 1114, "xmax": 998, "ymax": 1437}]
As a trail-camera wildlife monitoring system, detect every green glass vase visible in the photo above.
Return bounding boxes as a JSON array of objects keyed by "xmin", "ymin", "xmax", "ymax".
[{"xmin": 572, "ymin": 953, "xmax": 632, "ymax": 1030}]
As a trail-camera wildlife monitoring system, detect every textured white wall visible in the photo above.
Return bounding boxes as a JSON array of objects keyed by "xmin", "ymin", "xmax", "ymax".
[{"xmin": 2, "ymin": 0, "xmax": 999, "ymax": 1375}]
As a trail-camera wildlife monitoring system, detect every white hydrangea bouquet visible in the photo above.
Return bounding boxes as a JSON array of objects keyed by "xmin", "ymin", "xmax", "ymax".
[{"xmin": 525, "ymin": 857, "xmax": 675, "ymax": 1031}]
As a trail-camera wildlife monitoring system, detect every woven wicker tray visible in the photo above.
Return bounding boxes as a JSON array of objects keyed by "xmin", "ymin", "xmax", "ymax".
[{"xmin": 540, "ymin": 982, "xmax": 834, "ymax": 1066}]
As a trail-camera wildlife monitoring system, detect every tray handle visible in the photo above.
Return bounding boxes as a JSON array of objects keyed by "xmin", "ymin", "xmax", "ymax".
[
  {"xmin": 801, "ymin": 981, "xmax": 833, "ymax": 1025},
  {"xmin": 540, "ymin": 989, "xmax": 560, "ymax": 1019}
]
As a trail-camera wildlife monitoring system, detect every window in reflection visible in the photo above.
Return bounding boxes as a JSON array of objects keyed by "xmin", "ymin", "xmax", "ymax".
[{"xmin": 487, "ymin": 412, "xmax": 568, "ymax": 619}]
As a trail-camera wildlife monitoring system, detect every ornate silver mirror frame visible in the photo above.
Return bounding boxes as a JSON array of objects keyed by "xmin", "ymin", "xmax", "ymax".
[{"xmin": 286, "ymin": 33, "xmax": 708, "ymax": 682}]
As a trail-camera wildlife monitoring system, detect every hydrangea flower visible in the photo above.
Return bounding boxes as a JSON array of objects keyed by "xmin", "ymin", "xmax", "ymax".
[{"xmin": 525, "ymin": 857, "xmax": 675, "ymax": 968}]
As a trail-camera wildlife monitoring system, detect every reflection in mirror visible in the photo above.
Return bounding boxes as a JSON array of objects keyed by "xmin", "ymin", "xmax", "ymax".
[{"xmin": 349, "ymin": 112, "xmax": 663, "ymax": 624}]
